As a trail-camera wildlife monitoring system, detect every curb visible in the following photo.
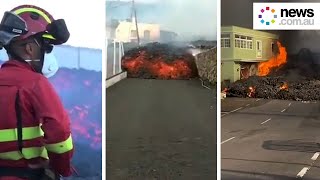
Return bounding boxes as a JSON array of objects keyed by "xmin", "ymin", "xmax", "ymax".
[
  {"xmin": 106, "ymin": 71, "xmax": 127, "ymax": 88},
  {"xmin": 221, "ymin": 92, "xmax": 227, "ymax": 100}
]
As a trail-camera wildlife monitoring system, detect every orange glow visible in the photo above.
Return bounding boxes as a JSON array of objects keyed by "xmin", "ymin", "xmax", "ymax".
[
  {"xmin": 69, "ymin": 105, "xmax": 102, "ymax": 148},
  {"xmin": 258, "ymin": 41, "xmax": 287, "ymax": 76},
  {"xmin": 49, "ymin": 69, "xmax": 102, "ymax": 149},
  {"xmin": 280, "ymin": 82, "xmax": 288, "ymax": 91},
  {"xmin": 122, "ymin": 50, "xmax": 196, "ymax": 79},
  {"xmin": 247, "ymin": 86, "xmax": 255, "ymax": 97}
]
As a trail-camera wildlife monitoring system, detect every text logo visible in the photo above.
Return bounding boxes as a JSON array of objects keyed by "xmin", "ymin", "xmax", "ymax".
[
  {"xmin": 253, "ymin": 3, "xmax": 320, "ymax": 30},
  {"xmin": 259, "ymin": 7, "xmax": 277, "ymax": 25}
]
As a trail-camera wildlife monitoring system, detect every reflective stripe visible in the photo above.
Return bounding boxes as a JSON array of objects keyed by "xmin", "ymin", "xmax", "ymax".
[
  {"xmin": 13, "ymin": 8, "xmax": 52, "ymax": 23},
  {"xmin": 13, "ymin": 7, "xmax": 56, "ymax": 40},
  {"xmin": 0, "ymin": 126, "xmax": 44, "ymax": 142},
  {"xmin": 46, "ymin": 134, "xmax": 73, "ymax": 154},
  {"xmin": 42, "ymin": 33, "xmax": 55, "ymax": 40},
  {"xmin": 0, "ymin": 147, "xmax": 48, "ymax": 160}
]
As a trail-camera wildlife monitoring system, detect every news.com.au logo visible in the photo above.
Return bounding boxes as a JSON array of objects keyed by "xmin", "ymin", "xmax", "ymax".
[
  {"xmin": 258, "ymin": 7, "xmax": 277, "ymax": 25},
  {"xmin": 253, "ymin": 3, "xmax": 318, "ymax": 30}
]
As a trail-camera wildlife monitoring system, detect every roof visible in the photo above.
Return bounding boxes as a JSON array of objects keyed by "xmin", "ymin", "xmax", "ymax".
[{"xmin": 221, "ymin": 26, "xmax": 279, "ymax": 39}]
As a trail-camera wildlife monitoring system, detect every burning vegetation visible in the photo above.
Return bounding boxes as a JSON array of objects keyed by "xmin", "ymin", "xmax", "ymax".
[
  {"xmin": 122, "ymin": 43, "xmax": 198, "ymax": 79},
  {"xmin": 226, "ymin": 41, "xmax": 320, "ymax": 101}
]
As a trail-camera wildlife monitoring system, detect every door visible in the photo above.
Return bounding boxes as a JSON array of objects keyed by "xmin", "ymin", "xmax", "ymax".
[{"xmin": 256, "ymin": 40, "xmax": 262, "ymax": 58}]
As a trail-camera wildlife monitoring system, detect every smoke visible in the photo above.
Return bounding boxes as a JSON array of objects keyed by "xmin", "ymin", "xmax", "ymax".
[
  {"xmin": 222, "ymin": 0, "xmax": 320, "ymax": 54},
  {"xmin": 156, "ymin": 0, "xmax": 217, "ymax": 40},
  {"xmin": 107, "ymin": 0, "xmax": 217, "ymax": 41}
]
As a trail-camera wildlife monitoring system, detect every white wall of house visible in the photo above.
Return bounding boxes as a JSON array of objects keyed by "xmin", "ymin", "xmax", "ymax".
[{"xmin": 115, "ymin": 19, "xmax": 160, "ymax": 43}]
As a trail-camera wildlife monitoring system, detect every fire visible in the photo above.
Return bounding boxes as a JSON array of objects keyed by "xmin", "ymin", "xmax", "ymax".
[
  {"xmin": 247, "ymin": 86, "xmax": 255, "ymax": 98},
  {"xmin": 122, "ymin": 44, "xmax": 198, "ymax": 79},
  {"xmin": 258, "ymin": 41, "xmax": 287, "ymax": 76},
  {"xmin": 280, "ymin": 82, "xmax": 288, "ymax": 91}
]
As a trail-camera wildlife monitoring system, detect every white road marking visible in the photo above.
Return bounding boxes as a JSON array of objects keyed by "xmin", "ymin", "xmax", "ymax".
[
  {"xmin": 256, "ymin": 99, "xmax": 261, "ymax": 102},
  {"xmin": 261, "ymin": 118, "xmax": 272, "ymax": 125},
  {"xmin": 288, "ymin": 103, "xmax": 292, "ymax": 107},
  {"xmin": 281, "ymin": 109, "xmax": 286, "ymax": 113},
  {"xmin": 297, "ymin": 167, "xmax": 310, "ymax": 178},
  {"xmin": 246, "ymin": 104, "xmax": 250, "ymax": 107},
  {"xmin": 222, "ymin": 107, "xmax": 244, "ymax": 117},
  {"xmin": 221, "ymin": 112, "xmax": 230, "ymax": 117},
  {"xmin": 311, "ymin": 152, "xmax": 320, "ymax": 161},
  {"xmin": 221, "ymin": 137, "xmax": 236, "ymax": 144},
  {"xmin": 295, "ymin": 152, "xmax": 320, "ymax": 178},
  {"xmin": 230, "ymin": 107, "xmax": 243, "ymax": 113}
]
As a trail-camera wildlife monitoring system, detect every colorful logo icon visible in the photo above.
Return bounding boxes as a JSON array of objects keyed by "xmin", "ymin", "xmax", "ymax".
[{"xmin": 259, "ymin": 7, "xmax": 277, "ymax": 25}]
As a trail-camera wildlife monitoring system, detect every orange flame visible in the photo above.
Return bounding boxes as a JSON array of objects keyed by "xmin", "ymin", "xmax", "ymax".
[
  {"xmin": 280, "ymin": 82, "xmax": 288, "ymax": 91},
  {"xmin": 258, "ymin": 41, "xmax": 287, "ymax": 76}
]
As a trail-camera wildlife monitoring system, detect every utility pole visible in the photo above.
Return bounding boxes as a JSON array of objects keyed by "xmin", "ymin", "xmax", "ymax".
[{"xmin": 132, "ymin": 0, "xmax": 140, "ymax": 45}]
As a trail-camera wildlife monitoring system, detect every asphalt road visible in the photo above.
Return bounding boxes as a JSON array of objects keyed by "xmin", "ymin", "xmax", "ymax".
[
  {"xmin": 221, "ymin": 98, "xmax": 320, "ymax": 180},
  {"xmin": 106, "ymin": 78, "xmax": 216, "ymax": 180}
]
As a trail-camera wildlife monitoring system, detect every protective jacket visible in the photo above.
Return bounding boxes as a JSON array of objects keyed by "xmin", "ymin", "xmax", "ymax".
[{"xmin": 0, "ymin": 60, "xmax": 74, "ymax": 179}]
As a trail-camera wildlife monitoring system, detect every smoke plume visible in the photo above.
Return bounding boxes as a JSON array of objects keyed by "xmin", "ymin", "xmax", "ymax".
[
  {"xmin": 222, "ymin": 0, "xmax": 320, "ymax": 54},
  {"xmin": 107, "ymin": 0, "xmax": 217, "ymax": 41}
]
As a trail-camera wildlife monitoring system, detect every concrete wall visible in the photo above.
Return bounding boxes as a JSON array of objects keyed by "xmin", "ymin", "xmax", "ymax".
[
  {"xmin": 221, "ymin": 61, "xmax": 241, "ymax": 83},
  {"xmin": 234, "ymin": 62, "xmax": 241, "ymax": 82},
  {"xmin": 221, "ymin": 61, "xmax": 235, "ymax": 83},
  {"xmin": 194, "ymin": 47, "xmax": 217, "ymax": 84}
]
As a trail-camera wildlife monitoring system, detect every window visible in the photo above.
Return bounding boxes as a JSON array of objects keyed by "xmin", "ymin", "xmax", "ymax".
[
  {"xmin": 221, "ymin": 33, "xmax": 231, "ymax": 48},
  {"xmin": 234, "ymin": 34, "xmax": 253, "ymax": 50},
  {"xmin": 131, "ymin": 30, "xmax": 137, "ymax": 37}
]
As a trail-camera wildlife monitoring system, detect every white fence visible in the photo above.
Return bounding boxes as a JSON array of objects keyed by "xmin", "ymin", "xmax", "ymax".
[{"xmin": 106, "ymin": 39, "xmax": 124, "ymax": 79}]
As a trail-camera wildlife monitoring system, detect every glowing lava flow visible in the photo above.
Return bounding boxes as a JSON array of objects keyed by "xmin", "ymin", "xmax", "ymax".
[
  {"xmin": 247, "ymin": 86, "xmax": 255, "ymax": 98},
  {"xmin": 49, "ymin": 68, "xmax": 102, "ymax": 149},
  {"xmin": 280, "ymin": 82, "xmax": 289, "ymax": 91},
  {"xmin": 258, "ymin": 41, "xmax": 287, "ymax": 76},
  {"xmin": 122, "ymin": 44, "xmax": 198, "ymax": 79}
]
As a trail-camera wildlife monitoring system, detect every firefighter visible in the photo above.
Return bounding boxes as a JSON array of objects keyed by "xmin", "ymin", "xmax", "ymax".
[{"xmin": 0, "ymin": 5, "xmax": 74, "ymax": 180}]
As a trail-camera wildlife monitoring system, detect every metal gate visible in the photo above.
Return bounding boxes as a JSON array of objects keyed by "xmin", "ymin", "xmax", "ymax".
[{"xmin": 106, "ymin": 39, "xmax": 124, "ymax": 79}]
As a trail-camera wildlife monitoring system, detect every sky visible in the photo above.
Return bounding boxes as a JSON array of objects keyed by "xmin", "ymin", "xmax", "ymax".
[
  {"xmin": 107, "ymin": 0, "xmax": 217, "ymax": 40},
  {"xmin": 0, "ymin": 0, "xmax": 105, "ymax": 49}
]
